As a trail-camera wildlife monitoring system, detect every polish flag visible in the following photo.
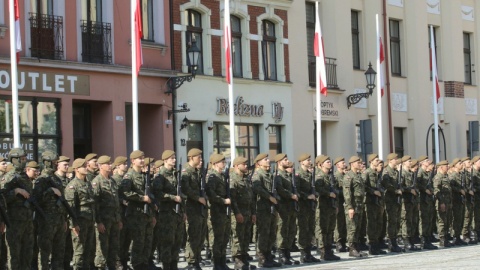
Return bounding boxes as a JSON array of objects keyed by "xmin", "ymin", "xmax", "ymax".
[
  {"xmin": 313, "ymin": 4, "xmax": 327, "ymax": 96},
  {"xmin": 14, "ymin": 0, "xmax": 22, "ymax": 63},
  {"xmin": 430, "ymin": 30, "xmax": 441, "ymax": 103},
  {"xmin": 134, "ymin": 0, "xmax": 143, "ymax": 75},
  {"xmin": 224, "ymin": 0, "xmax": 232, "ymax": 84}
]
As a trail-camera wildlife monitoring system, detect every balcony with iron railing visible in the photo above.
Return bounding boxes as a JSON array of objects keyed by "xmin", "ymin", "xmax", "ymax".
[
  {"xmin": 29, "ymin": 13, "xmax": 64, "ymax": 60},
  {"xmin": 308, "ymin": 57, "xmax": 339, "ymax": 89},
  {"xmin": 81, "ymin": 20, "xmax": 112, "ymax": 64}
]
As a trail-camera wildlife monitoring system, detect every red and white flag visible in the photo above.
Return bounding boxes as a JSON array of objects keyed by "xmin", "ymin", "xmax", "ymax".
[
  {"xmin": 134, "ymin": 0, "xmax": 143, "ymax": 75},
  {"xmin": 314, "ymin": 3, "xmax": 327, "ymax": 96},
  {"xmin": 14, "ymin": 0, "xmax": 22, "ymax": 63},
  {"xmin": 430, "ymin": 29, "xmax": 441, "ymax": 103},
  {"xmin": 224, "ymin": 0, "xmax": 232, "ymax": 84},
  {"xmin": 379, "ymin": 37, "xmax": 385, "ymax": 97}
]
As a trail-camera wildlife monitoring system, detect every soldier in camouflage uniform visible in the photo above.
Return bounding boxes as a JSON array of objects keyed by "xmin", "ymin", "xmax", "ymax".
[
  {"xmin": 85, "ymin": 153, "xmax": 98, "ymax": 182},
  {"xmin": 381, "ymin": 153, "xmax": 403, "ymax": 253},
  {"xmin": 449, "ymin": 158, "xmax": 468, "ymax": 246},
  {"xmin": 333, "ymin": 157, "xmax": 348, "ymax": 252},
  {"xmin": 2, "ymin": 149, "xmax": 35, "ymax": 269},
  {"xmin": 314, "ymin": 155, "xmax": 340, "ymax": 261},
  {"xmin": 65, "ymin": 158, "xmax": 96, "ymax": 269},
  {"xmin": 151, "ymin": 159, "xmax": 164, "ymax": 267},
  {"xmin": 153, "ymin": 150, "xmax": 185, "ymax": 270},
  {"xmin": 342, "ymin": 156, "xmax": 367, "ymax": 258},
  {"xmin": 33, "ymin": 152, "xmax": 69, "ymax": 270},
  {"xmin": 273, "ymin": 154, "xmax": 299, "ymax": 265},
  {"xmin": 230, "ymin": 156, "xmax": 256, "ymax": 270},
  {"xmin": 462, "ymin": 157, "xmax": 476, "ymax": 243},
  {"xmin": 399, "ymin": 156, "xmax": 420, "ymax": 251},
  {"xmin": 434, "ymin": 160, "xmax": 453, "ymax": 247},
  {"xmin": 363, "ymin": 154, "xmax": 387, "ymax": 255},
  {"xmin": 91, "ymin": 156, "xmax": 123, "ymax": 269},
  {"xmin": 181, "ymin": 148, "xmax": 208, "ymax": 270},
  {"xmin": 252, "ymin": 153, "xmax": 281, "ymax": 268},
  {"xmin": 294, "ymin": 154, "xmax": 320, "ymax": 263},
  {"xmin": 0, "ymin": 157, "xmax": 8, "ymax": 270},
  {"xmin": 111, "ymin": 156, "xmax": 130, "ymax": 269},
  {"xmin": 469, "ymin": 156, "xmax": 480, "ymax": 243},
  {"xmin": 121, "ymin": 150, "xmax": 156, "ymax": 270},
  {"xmin": 416, "ymin": 156, "xmax": 437, "ymax": 250}
]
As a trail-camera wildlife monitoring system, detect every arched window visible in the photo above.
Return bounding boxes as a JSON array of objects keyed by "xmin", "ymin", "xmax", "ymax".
[{"xmin": 262, "ymin": 20, "xmax": 276, "ymax": 80}]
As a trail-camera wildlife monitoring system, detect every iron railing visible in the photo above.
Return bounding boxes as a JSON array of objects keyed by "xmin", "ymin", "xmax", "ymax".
[
  {"xmin": 308, "ymin": 57, "xmax": 339, "ymax": 89},
  {"xmin": 81, "ymin": 20, "xmax": 112, "ymax": 64},
  {"xmin": 29, "ymin": 13, "xmax": 64, "ymax": 60}
]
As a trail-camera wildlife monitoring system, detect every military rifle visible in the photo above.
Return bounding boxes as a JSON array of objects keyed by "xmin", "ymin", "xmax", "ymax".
[
  {"xmin": 200, "ymin": 164, "xmax": 208, "ymax": 218},
  {"xmin": 224, "ymin": 162, "xmax": 231, "ymax": 216},
  {"xmin": 45, "ymin": 176, "xmax": 77, "ymax": 221},
  {"xmin": 175, "ymin": 159, "xmax": 183, "ymax": 214},
  {"xmin": 424, "ymin": 167, "xmax": 435, "ymax": 203},
  {"xmin": 328, "ymin": 167, "xmax": 338, "ymax": 208},
  {"xmin": 143, "ymin": 162, "xmax": 159, "ymax": 214},
  {"xmin": 291, "ymin": 167, "xmax": 299, "ymax": 212},
  {"xmin": 396, "ymin": 164, "xmax": 403, "ymax": 204},
  {"xmin": 310, "ymin": 165, "xmax": 317, "ymax": 211},
  {"xmin": 11, "ymin": 176, "xmax": 46, "ymax": 219},
  {"xmin": 410, "ymin": 167, "xmax": 420, "ymax": 203},
  {"xmin": 271, "ymin": 165, "xmax": 279, "ymax": 215}
]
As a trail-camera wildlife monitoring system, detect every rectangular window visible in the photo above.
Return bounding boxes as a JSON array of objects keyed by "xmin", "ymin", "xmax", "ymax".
[
  {"xmin": 82, "ymin": 0, "xmax": 102, "ymax": 22},
  {"xmin": 186, "ymin": 10, "xmax": 203, "ymax": 74},
  {"xmin": 428, "ymin": 27, "xmax": 438, "ymax": 80},
  {"xmin": 141, "ymin": 0, "xmax": 154, "ymax": 41},
  {"xmin": 186, "ymin": 122, "xmax": 203, "ymax": 155},
  {"xmin": 464, "ymin": 32, "xmax": 472, "ymax": 85},
  {"xmin": 390, "ymin": 20, "xmax": 401, "ymax": 75},
  {"xmin": 306, "ymin": 2, "xmax": 316, "ymax": 86},
  {"xmin": 213, "ymin": 123, "xmax": 259, "ymax": 165},
  {"xmin": 262, "ymin": 20, "xmax": 277, "ymax": 81},
  {"xmin": 394, "ymin": 127, "xmax": 404, "ymax": 157},
  {"xmin": 231, "ymin": 16, "xmax": 243, "ymax": 78},
  {"xmin": 268, "ymin": 125, "xmax": 282, "ymax": 162},
  {"xmin": 351, "ymin": 10, "xmax": 360, "ymax": 69},
  {"xmin": 32, "ymin": 0, "xmax": 53, "ymax": 15}
]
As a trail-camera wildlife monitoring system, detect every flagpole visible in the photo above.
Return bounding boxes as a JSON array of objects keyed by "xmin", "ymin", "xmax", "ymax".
[
  {"xmin": 315, "ymin": 1, "xmax": 322, "ymax": 155},
  {"xmin": 225, "ymin": 0, "xmax": 235, "ymax": 161},
  {"xmin": 430, "ymin": 25, "xmax": 440, "ymax": 163},
  {"xmin": 131, "ymin": 0, "xmax": 139, "ymax": 150},
  {"xmin": 376, "ymin": 14, "xmax": 383, "ymax": 160},
  {"xmin": 9, "ymin": 0, "xmax": 20, "ymax": 148}
]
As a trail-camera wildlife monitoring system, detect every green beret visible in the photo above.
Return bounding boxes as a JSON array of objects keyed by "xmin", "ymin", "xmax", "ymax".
[
  {"xmin": 85, "ymin": 153, "xmax": 97, "ymax": 162},
  {"xmin": 113, "ymin": 156, "xmax": 127, "ymax": 167},
  {"xmin": 368, "ymin": 153, "xmax": 379, "ymax": 163},
  {"xmin": 333, "ymin": 157, "xmax": 344, "ymax": 165},
  {"xmin": 471, "ymin": 156, "xmax": 480, "ymax": 163},
  {"xmin": 410, "ymin": 159, "xmax": 418, "ymax": 167},
  {"xmin": 254, "ymin": 153, "xmax": 268, "ymax": 164},
  {"xmin": 67, "ymin": 167, "xmax": 74, "ymax": 173},
  {"xmin": 130, "ymin": 150, "xmax": 145, "ymax": 159},
  {"xmin": 97, "ymin": 155, "xmax": 111, "ymax": 165},
  {"xmin": 436, "ymin": 160, "xmax": 448, "ymax": 167},
  {"xmin": 233, "ymin": 156, "xmax": 248, "ymax": 166},
  {"xmin": 450, "ymin": 158, "xmax": 460, "ymax": 167},
  {"xmin": 187, "ymin": 148, "xmax": 203, "ymax": 157},
  {"xmin": 417, "ymin": 155, "xmax": 428, "ymax": 163},
  {"xmin": 144, "ymin": 157, "xmax": 155, "ymax": 166},
  {"xmin": 349, "ymin": 156, "xmax": 361, "ymax": 164},
  {"xmin": 210, "ymin": 153, "xmax": 225, "ymax": 164},
  {"xmin": 162, "ymin": 150, "xmax": 175, "ymax": 160},
  {"xmin": 401, "ymin": 155, "xmax": 411, "ymax": 162},
  {"xmin": 72, "ymin": 158, "xmax": 86, "ymax": 169},
  {"xmin": 26, "ymin": 161, "xmax": 39, "ymax": 169},
  {"xmin": 387, "ymin": 153, "xmax": 398, "ymax": 161},
  {"xmin": 461, "ymin": 157, "xmax": 470, "ymax": 162},
  {"xmin": 0, "ymin": 157, "xmax": 5, "ymax": 163},
  {"xmin": 315, "ymin": 155, "xmax": 329, "ymax": 165},
  {"xmin": 274, "ymin": 153, "xmax": 287, "ymax": 163},
  {"xmin": 154, "ymin": 160, "xmax": 164, "ymax": 168},
  {"xmin": 58, "ymin": 156, "xmax": 70, "ymax": 163},
  {"xmin": 298, "ymin": 153, "xmax": 311, "ymax": 162}
]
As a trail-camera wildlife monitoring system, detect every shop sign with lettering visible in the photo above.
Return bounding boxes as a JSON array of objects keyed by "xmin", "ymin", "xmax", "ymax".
[
  {"xmin": 0, "ymin": 69, "xmax": 90, "ymax": 95},
  {"xmin": 216, "ymin": 96, "xmax": 264, "ymax": 117},
  {"xmin": 313, "ymin": 94, "xmax": 340, "ymax": 120}
]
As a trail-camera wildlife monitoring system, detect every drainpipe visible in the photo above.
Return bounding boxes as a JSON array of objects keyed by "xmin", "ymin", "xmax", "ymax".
[{"xmin": 382, "ymin": 0, "xmax": 394, "ymax": 152}]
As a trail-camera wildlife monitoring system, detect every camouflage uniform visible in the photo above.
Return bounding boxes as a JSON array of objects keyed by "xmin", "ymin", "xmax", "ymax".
[
  {"xmin": 343, "ymin": 170, "xmax": 366, "ymax": 252},
  {"xmin": 153, "ymin": 166, "xmax": 184, "ymax": 269},
  {"xmin": 3, "ymin": 168, "xmax": 35, "ymax": 270},
  {"xmin": 58, "ymin": 171, "xmax": 74, "ymax": 269},
  {"xmin": 230, "ymin": 170, "xmax": 255, "ymax": 265},
  {"xmin": 434, "ymin": 170, "xmax": 452, "ymax": 245},
  {"xmin": 65, "ymin": 177, "xmax": 96, "ymax": 269},
  {"xmin": 181, "ymin": 163, "xmax": 207, "ymax": 267},
  {"xmin": 334, "ymin": 170, "xmax": 347, "ymax": 250},
  {"xmin": 400, "ymin": 168, "xmax": 419, "ymax": 249},
  {"xmin": 470, "ymin": 168, "xmax": 480, "ymax": 239},
  {"xmin": 363, "ymin": 167, "xmax": 385, "ymax": 252},
  {"xmin": 121, "ymin": 168, "xmax": 155, "ymax": 268},
  {"xmin": 381, "ymin": 165, "xmax": 402, "ymax": 249},
  {"xmin": 462, "ymin": 168, "xmax": 475, "ymax": 241},
  {"xmin": 112, "ymin": 172, "xmax": 131, "ymax": 267},
  {"xmin": 295, "ymin": 167, "xmax": 316, "ymax": 257},
  {"xmin": 450, "ymin": 170, "xmax": 466, "ymax": 243},
  {"xmin": 276, "ymin": 169, "xmax": 297, "ymax": 260},
  {"xmin": 33, "ymin": 169, "xmax": 68, "ymax": 270},
  {"xmin": 315, "ymin": 169, "xmax": 337, "ymax": 257},
  {"xmin": 92, "ymin": 174, "xmax": 121, "ymax": 269},
  {"xmin": 417, "ymin": 168, "xmax": 436, "ymax": 248},
  {"xmin": 0, "ymin": 171, "xmax": 7, "ymax": 270}
]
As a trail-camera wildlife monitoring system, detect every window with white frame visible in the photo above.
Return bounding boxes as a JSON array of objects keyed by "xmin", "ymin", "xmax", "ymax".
[
  {"xmin": 464, "ymin": 32, "xmax": 473, "ymax": 85},
  {"xmin": 262, "ymin": 20, "xmax": 277, "ymax": 81},
  {"xmin": 389, "ymin": 19, "xmax": 402, "ymax": 76},
  {"xmin": 231, "ymin": 15, "xmax": 243, "ymax": 78},
  {"xmin": 186, "ymin": 9, "xmax": 203, "ymax": 74}
]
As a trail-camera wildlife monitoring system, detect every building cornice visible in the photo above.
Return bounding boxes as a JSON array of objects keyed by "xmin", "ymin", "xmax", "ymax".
[{"xmin": 241, "ymin": 0, "xmax": 293, "ymax": 9}]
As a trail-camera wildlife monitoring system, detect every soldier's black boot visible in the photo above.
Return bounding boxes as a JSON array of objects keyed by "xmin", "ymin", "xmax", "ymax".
[
  {"xmin": 148, "ymin": 259, "xmax": 161, "ymax": 270},
  {"xmin": 403, "ymin": 237, "xmax": 412, "ymax": 250},
  {"xmin": 454, "ymin": 236, "xmax": 468, "ymax": 246},
  {"xmin": 299, "ymin": 249, "xmax": 309, "ymax": 263},
  {"xmin": 233, "ymin": 256, "xmax": 247, "ymax": 270},
  {"xmin": 324, "ymin": 246, "xmax": 341, "ymax": 261},
  {"xmin": 286, "ymin": 249, "xmax": 299, "ymax": 265},
  {"xmin": 369, "ymin": 242, "xmax": 379, "ymax": 255},
  {"xmin": 388, "ymin": 238, "xmax": 402, "ymax": 253},
  {"xmin": 307, "ymin": 249, "xmax": 321, "ymax": 263},
  {"xmin": 422, "ymin": 237, "xmax": 438, "ymax": 250},
  {"xmin": 408, "ymin": 237, "xmax": 420, "ymax": 251},
  {"xmin": 377, "ymin": 243, "xmax": 387, "ymax": 255},
  {"xmin": 222, "ymin": 257, "xmax": 232, "ymax": 270},
  {"xmin": 242, "ymin": 255, "xmax": 256, "ymax": 270},
  {"xmin": 348, "ymin": 244, "xmax": 363, "ymax": 258},
  {"xmin": 257, "ymin": 253, "xmax": 274, "ymax": 268},
  {"xmin": 278, "ymin": 249, "xmax": 291, "ymax": 265},
  {"xmin": 378, "ymin": 238, "xmax": 389, "ymax": 249}
]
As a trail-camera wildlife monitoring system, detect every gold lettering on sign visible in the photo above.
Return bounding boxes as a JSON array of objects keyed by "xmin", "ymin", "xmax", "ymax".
[{"xmin": 216, "ymin": 96, "xmax": 264, "ymax": 117}]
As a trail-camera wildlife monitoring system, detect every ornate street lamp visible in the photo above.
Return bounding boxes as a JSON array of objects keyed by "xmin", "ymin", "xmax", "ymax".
[
  {"xmin": 347, "ymin": 62, "xmax": 377, "ymax": 108},
  {"xmin": 166, "ymin": 40, "xmax": 201, "ymax": 93}
]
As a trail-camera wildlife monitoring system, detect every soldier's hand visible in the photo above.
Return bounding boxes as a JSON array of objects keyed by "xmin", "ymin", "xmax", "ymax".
[
  {"xmin": 307, "ymin": 194, "xmax": 316, "ymax": 200},
  {"xmin": 72, "ymin": 226, "xmax": 80, "ymax": 237},
  {"xmin": 426, "ymin": 189, "xmax": 432, "ymax": 195},
  {"xmin": 50, "ymin": 187, "xmax": 61, "ymax": 197},
  {"xmin": 118, "ymin": 221, "xmax": 123, "ymax": 230},
  {"xmin": 291, "ymin": 194, "xmax": 298, "ymax": 201},
  {"xmin": 123, "ymin": 200, "xmax": 129, "ymax": 206},
  {"xmin": 14, "ymin": 188, "xmax": 30, "ymax": 199},
  {"xmin": 235, "ymin": 213, "xmax": 244, "ymax": 223},
  {"xmin": 329, "ymin": 192, "xmax": 336, "ymax": 198},
  {"xmin": 411, "ymin": 189, "xmax": 417, "ymax": 196},
  {"xmin": 252, "ymin": 215, "xmax": 257, "ymax": 224},
  {"xmin": 461, "ymin": 190, "xmax": 466, "ymax": 196},
  {"xmin": 374, "ymin": 190, "xmax": 381, "ymax": 197},
  {"xmin": 348, "ymin": 208, "xmax": 355, "ymax": 220},
  {"xmin": 440, "ymin": 203, "xmax": 446, "ymax": 212},
  {"xmin": 269, "ymin": 196, "xmax": 278, "ymax": 204},
  {"xmin": 174, "ymin": 196, "xmax": 182, "ymax": 203},
  {"xmin": 224, "ymin": 198, "xmax": 231, "ymax": 205},
  {"xmin": 469, "ymin": 190, "xmax": 474, "ymax": 196},
  {"xmin": 143, "ymin": 195, "xmax": 151, "ymax": 203},
  {"xmin": 395, "ymin": 189, "xmax": 402, "ymax": 195},
  {"xmin": 97, "ymin": 223, "xmax": 106, "ymax": 234},
  {"xmin": 199, "ymin": 197, "xmax": 207, "ymax": 205},
  {"xmin": 0, "ymin": 222, "xmax": 4, "ymax": 234}
]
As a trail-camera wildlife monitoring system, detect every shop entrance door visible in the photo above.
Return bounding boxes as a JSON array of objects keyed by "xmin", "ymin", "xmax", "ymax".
[{"xmin": 73, "ymin": 103, "xmax": 92, "ymax": 159}]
